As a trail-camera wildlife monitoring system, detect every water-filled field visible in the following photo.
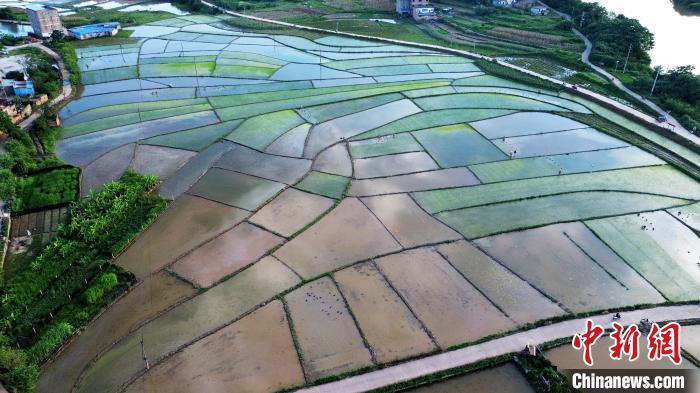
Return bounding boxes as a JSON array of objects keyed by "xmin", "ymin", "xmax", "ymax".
[{"xmin": 44, "ymin": 14, "xmax": 700, "ymax": 393}]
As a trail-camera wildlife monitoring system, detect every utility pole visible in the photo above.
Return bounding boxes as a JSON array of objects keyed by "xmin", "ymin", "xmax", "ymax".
[
  {"xmin": 622, "ymin": 43, "xmax": 632, "ymax": 74},
  {"xmin": 141, "ymin": 335, "xmax": 149, "ymax": 370},
  {"xmin": 649, "ymin": 66, "xmax": 662, "ymax": 97}
]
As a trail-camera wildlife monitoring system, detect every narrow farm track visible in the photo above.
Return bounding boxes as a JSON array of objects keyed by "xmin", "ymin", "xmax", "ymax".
[{"xmin": 297, "ymin": 304, "xmax": 700, "ymax": 393}]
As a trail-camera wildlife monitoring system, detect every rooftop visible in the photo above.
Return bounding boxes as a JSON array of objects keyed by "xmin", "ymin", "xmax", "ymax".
[
  {"xmin": 68, "ymin": 22, "xmax": 120, "ymax": 35},
  {"xmin": 26, "ymin": 4, "xmax": 58, "ymax": 11}
]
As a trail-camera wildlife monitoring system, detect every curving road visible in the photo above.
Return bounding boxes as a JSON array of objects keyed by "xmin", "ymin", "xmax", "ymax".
[
  {"xmin": 540, "ymin": 1, "xmax": 698, "ymax": 144},
  {"xmin": 297, "ymin": 304, "xmax": 700, "ymax": 392},
  {"xmin": 6, "ymin": 42, "xmax": 73, "ymax": 130}
]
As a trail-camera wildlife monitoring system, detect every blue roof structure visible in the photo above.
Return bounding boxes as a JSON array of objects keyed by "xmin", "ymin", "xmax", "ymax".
[{"xmin": 69, "ymin": 22, "xmax": 120, "ymax": 36}]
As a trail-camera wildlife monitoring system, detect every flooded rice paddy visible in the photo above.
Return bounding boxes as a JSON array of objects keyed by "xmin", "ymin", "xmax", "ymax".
[{"xmin": 43, "ymin": 15, "xmax": 700, "ymax": 392}]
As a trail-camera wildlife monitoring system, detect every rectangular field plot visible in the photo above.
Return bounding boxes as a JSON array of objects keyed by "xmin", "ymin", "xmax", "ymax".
[
  {"xmin": 212, "ymin": 64, "xmax": 277, "ymax": 78},
  {"xmin": 266, "ymin": 123, "xmax": 310, "ymax": 158},
  {"xmin": 313, "ymin": 143, "xmax": 352, "ymax": 177},
  {"xmin": 217, "ymin": 86, "xmax": 432, "ymax": 124},
  {"xmin": 402, "ymin": 86, "xmax": 457, "ymax": 98},
  {"xmin": 57, "ymin": 111, "xmax": 220, "ymax": 167},
  {"xmin": 141, "ymin": 120, "xmax": 242, "ymax": 151},
  {"xmin": 587, "ymin": 212, "xmax": 700, "ymax": 301},
  {"xmin": 475, "ymin": 223, "xmax": 665, "ymax": 313},
  {"xmin": 376, "ymin": 248, "xmax": 514, "ymax": 348},
  {"xmin": 295, "ymin": 171, "xmax": 349, "ymax": 199},
  {"xmin": 363, "ymin": 194, "xmax": 461, "ymax": 248},
  {"xmin": 187, "ymin": 168, "xmax": 284, "ymax": 211},
  {"xmin": 285, "ymin": 278, "xmax": 373, "ymax": 381},
  {"xmin": 412, "ymin": 124, "xmax": 507, "ymax": 167},
  {"xmin": 273, "ymin": 198, "xmax": 401, "ymax": 279},
  {"xmin": 349, "ymin": 133, "xmax": 423, "ymax": 159},
  {"xmin": 334, "ymin": 262, "xmax": 436, "ymax": 363},
  {"xmin": 139, "ymin": 62, "xmax": 216, "ymax": 77},
  {"xmin": 351, "ymin": 109, "xmax": 514, "ymax": 141},
  {"xmin": 470, "ymin": 112, "xmax": 588, "ymax": 139},
  {"xmin": 414, "ymin": 166, "xmax": 700, "ymax": 214},
  {"xmin": 61, "ymin": 88, "xmax": 197, "ymax": 118},
  {"xmin": 215, "ymin": 144, "xmax": 311, "ymax": 184},
  {"xmin": 304, "ymin": 99, "xmax": 422, "ymax": 158},
  {"xmin": 437, "ymin": 241, "xmax": 565, "ymax": 324},
  {"xmin": 115, "ymin": 194, "xmax": 249, "ymax": 278},
  {"xmin": 62, "ymin": 103, "xmax": 212, "ymax": 138},
  {"xmin": 548, "ymin": 147, "xmax": 665, "ymax": 173},
  {"xmin": 669, "ymin": 202, "xmax": 700, "ymax": 231},
  {"xmin": 492, "ymin": 128, "xmax": 629, "ymax": 157},
  {"xmin": 79, "ymin": 79, "xmax": 168, "ymax": 97},
  {"xmin": 468, "ymin": 147, "xmax": 665, "ymax": 183},
  {"xmin": 453, "ymin": 87, "xmax": 590, "ymax": 112},
  {"xmin": 78, "ymin": 257, "xmax": 300, "ymax": 393},
  {"xmin": 299, "ymin": 93, "xmax": 403, "ymax": 124},
  {"xmin": 159, "ymin": 142, "xmax": 232, "ymax": 200},
  {"xmin": 225, "ymin": 110, "xmax": 305, "ymax": 150},
  {"xmin": 210, "ymin": 80, "xmax": 444, "ymax": 109},
  {"xmin": 453, "ymin": 75, "xmax": 538, "ymax": 90},
  {"xmin": 250, "ymin": 188, "xmax": 335, "ymax": 237},
  {"xmin": 351, "ymin": 64, "xmax": 432, "ymax": 77},
  {"xmin": 172, "ymin": 222, "xmax": 284, "ymax": 287},
  {"xmin": 413, "ymin": 93, "xmax": 569, "ymax": 112},
  {"xmin": 437, "ymin": 191, "xmax": 690, "ymax": 239},
  {"xmin": 348, "ymin": 168, "xmax": 480, "ymax": 197},
  {"xmin": 325, "ymin": 55, "xmax": 472, "ymax": 70},
  {"xmin": 469, "ymin": 156, "xmax": 560, "ymax": 183},
  {"xmin": 81, "ymin": 66, "xmax": 137, "ymax": 85},
  {"xmin": 124, "ymin": 301, "xmax": 304, "ymax": 393},
  {"xmin": 428, "ymin": 63, "xmax": 481, "ymax": 73},
  {"xmin": 354, "ymin": 152, "xmax": 438, "ymax": 179}
]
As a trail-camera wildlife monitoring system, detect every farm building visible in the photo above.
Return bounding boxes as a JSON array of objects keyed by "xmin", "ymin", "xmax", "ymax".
[
  {"xmin": 396, "ymin": 0, "xmax": 437, "ymax": 21},
  {"xmin": 531, "ymin": 5, "xmax": 550, "ymax": 15},
  {"xmin": 67, "ymin": 22, "xmax": 121, "ymax": 40},
  {"xmin": 492, "ymin": 0, "xmax": 516, "ymax": 7},
  {"xmin": 413, "ymin": 7, "xmax": 437, "ymax": 21},
  {"xmin": 11, "ymin": 80, "xmax": 34, "ymax": 97}
]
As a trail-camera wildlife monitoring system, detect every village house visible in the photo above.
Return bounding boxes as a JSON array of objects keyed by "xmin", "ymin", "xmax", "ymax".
[{"xmin": 396, "ymin": 0, "xmax": 437, "ymax": 21}]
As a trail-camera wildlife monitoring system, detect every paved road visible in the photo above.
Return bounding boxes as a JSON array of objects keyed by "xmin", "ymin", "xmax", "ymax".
[
  {"xmin": 297, "ymin": 305, "xmax": 700, "ymax": 392},
  {"xmin": 539, "ymin": 1, "xmax": 698, "ymax": 144},
  {"xmin": 6, "ymin": 42, "xmax": 73, "ymax": 130},
  {"xmin": 202, "ymin": 1, "xmax": 699, "ymax": 147}
]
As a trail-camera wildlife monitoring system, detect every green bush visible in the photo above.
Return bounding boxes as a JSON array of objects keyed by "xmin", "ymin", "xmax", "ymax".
[
  {"xmin": 14, "ymin": 167, "xmax": 80, "ymax": 212},
  {"xmin": 83, "ymin": 272, "xmax": 118, "ymax": 304},
  {"xmin": 26, "ymin": 322, "xmax": 73, "ymax": 364},
  {"xmin": 2, "ymin": 364, "xmax": 37, "ymax": 393}
]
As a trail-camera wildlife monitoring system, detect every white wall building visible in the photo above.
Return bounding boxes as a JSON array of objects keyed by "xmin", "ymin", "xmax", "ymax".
[{"xmin": 26, "ymin": 4, "xmax": 63, "ymax": 38}]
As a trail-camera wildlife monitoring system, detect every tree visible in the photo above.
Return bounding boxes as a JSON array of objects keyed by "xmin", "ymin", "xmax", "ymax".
[
  {"xmin": 0, "ymin": 169, "xmax": 16, "ymax": 201},
  {"xmin": 50, "ymin": 30, "xmax": 64, "ymax": 42}
]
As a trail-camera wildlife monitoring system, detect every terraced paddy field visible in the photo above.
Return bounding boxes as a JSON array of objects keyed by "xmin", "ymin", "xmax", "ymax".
[{"xmin": 41, "ymin": 14, "xmax": 700, "ymax": 393}]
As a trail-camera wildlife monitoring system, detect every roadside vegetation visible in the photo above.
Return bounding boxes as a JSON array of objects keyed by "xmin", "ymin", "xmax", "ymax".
[
  {"xmin": 8, "ymin": 47, "xmax": 61, "ymax": 99},
  {"xmin": 60, "ymin": 9, "xmax": 172, "ymax": 28},
  {"xmin": 0, "ymin": 7, "xmax": 27, "ymax": 22},
  {"xmin": 0, "ymin": 171, "xmax": 167, "ymax": 392},
  {"xmin": 544, "ymin": 0, "xmax": 700, "ymax": 132},
  {"xmin": 672, "ymin": 0, "xmax": 700, "ymax": 16}
]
